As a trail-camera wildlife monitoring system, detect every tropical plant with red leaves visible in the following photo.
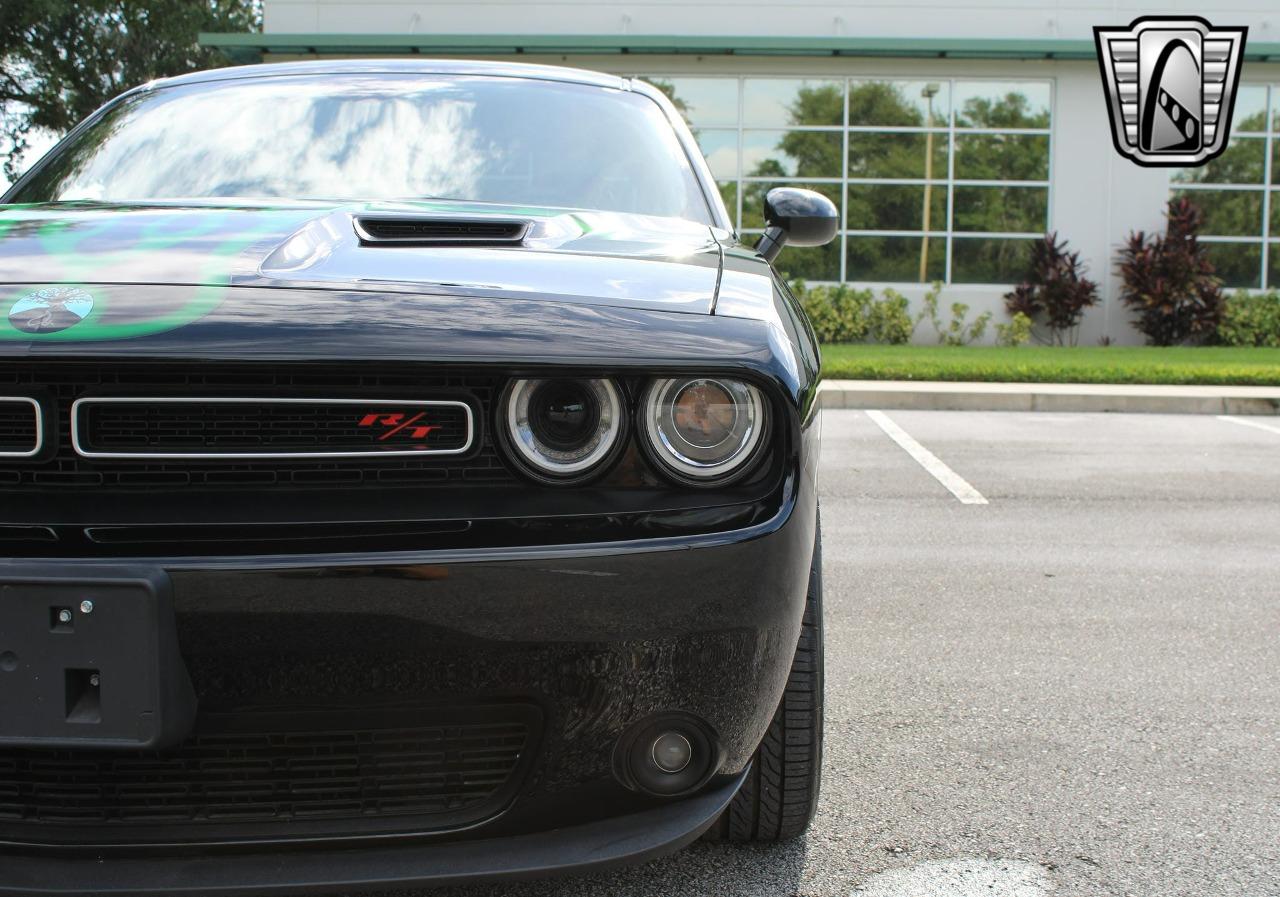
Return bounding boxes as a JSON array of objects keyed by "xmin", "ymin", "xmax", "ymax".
[
  {"xmin": 1117, "ymin": 197, "xmax": 1225, "ymax": 346},
  {"xmin": 1004, "ymin": 232, "xmax": 1100, "ymax": 346}
]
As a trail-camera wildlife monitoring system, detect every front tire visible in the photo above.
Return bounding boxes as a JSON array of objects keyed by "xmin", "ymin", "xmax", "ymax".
[{"xmin": 705, "ymin": 520, "xmax": 823, "ymax": 842}]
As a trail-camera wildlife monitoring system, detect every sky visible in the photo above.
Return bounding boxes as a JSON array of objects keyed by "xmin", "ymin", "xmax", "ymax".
[{"xmin": 1, "ymin": 127, "xmax": 57, "ymax": 192}]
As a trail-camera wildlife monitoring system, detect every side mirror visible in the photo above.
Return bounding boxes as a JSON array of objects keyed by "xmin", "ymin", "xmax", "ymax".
[{"xmin": 755, "ymin": 187, "xmax": 839, "ymax": 263}]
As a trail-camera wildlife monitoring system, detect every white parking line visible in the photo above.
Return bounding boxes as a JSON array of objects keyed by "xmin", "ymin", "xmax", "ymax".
[
  {"xmin": 865, "ymin": 410, "xmax": 989, "ymax": 505},
  {"xmin": 1218, "ymin": 415, "xmax": 1280, "ymax": 437}
]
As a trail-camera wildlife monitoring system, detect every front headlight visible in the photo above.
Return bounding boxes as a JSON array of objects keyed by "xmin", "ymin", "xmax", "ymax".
[
  {"xmin": 640, "ymin": 377, "xmax": 766, "ymax": 485},
  {"xmin": 502, "ymin": 378, "xmax": 625, "ymax": 484}
]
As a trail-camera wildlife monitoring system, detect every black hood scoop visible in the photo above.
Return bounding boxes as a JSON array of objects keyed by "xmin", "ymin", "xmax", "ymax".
[{"xmin": 353, "ymin": 215, "xmax": 531, "ymax": 246}]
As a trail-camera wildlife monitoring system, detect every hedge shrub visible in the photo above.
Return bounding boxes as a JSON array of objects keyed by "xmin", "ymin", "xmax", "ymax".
[
  {"xmin": 1217, "ymin": 291, "xmax": 1280, "ymax": 347},
  {"xmin": 792, "ymin": 281, "xmax": 914, "ymax": 344}
]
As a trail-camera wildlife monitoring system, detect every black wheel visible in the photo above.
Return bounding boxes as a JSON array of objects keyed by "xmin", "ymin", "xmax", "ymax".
[{"xmin": 705, "ymin": 518, "xmax": 823, "ymax": 842}]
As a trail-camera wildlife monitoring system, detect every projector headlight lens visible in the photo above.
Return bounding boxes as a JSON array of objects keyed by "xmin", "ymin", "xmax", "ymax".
[
  {"xmin": 504, "ymin": 378, "xmax": 623, "ymax": 482},
  {"xmin": 641, "ymin": 377, "xmax": 766, "ymax": 483}
]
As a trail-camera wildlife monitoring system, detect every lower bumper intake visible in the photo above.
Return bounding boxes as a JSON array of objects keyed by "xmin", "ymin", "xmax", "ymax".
[{"xmin": 0, "ymin": 769, "xmax": 747, "ymax": 896}]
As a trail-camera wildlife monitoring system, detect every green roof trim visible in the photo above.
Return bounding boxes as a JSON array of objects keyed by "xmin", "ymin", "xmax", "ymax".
[
  {"xmin": 197, "ymin": 33, "xmax": 1115, "ymax": 64},
  {"xmin": 199, "ymin": 32, "xmax": 1280, "ymax": 66}
]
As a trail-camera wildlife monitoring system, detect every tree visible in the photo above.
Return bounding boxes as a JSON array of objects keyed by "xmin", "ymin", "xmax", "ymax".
[
  {"xmin": 1165, "ymin": 108, "xmax": 1269, "ymax": 288},
  {"xmin": 654, "ymin": 77, "xmax": 1051, "ymax": 284},
  {"xmin": 1, "ymin": 0, "xmax": 259, "ymax": 181},
  {"xmin": 640, "ymin": 78, "xmax": 692, "ymax": 121},
  {"xmin": 743, "ymin": 83, "xmax": 844, "ymax": 281}
]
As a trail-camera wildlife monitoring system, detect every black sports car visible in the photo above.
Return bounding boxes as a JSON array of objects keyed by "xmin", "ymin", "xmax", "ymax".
[{"xmin": 0, "ymin": 60, "xmax": 835, "ymax": 894}]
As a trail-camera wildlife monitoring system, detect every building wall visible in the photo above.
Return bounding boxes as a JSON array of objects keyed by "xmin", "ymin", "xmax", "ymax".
[
  {"xmin": 262, "ymin": 1, "xmax": 1280, "ymax": 43},
  {"xmin": 257, "ymin": 2, "xmax": 1280, "ymax": 344}
]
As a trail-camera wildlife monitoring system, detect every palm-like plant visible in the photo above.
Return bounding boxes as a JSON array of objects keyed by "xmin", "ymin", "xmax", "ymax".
[
  {"xmin": 1004, "ymin": 232, "xmax": 1099, "ymax": 346},
  {"xmin": 1117, "ymin": 198, "xmax": 1225, "ymax": 346}
]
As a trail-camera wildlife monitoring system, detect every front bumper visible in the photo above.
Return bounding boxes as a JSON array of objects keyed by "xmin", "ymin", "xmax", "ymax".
[
  {"xmin": 0, "ymin": 770, "xmax": 745, "ymax": 896},
  {"xmin": 0, "ymin": 477, "xmax": 817, "ymax": 894}
]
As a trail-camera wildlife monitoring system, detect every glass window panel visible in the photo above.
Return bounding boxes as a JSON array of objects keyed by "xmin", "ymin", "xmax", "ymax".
[
  {"xmin": 1173, "ymin": 137, "xmax": 1264, "ymax": 185},
  {"xmin": 846, "ymin": 235, "xmax": 945, "ymax": 282},
  {"xmin": 951, "ymin": 237, "xmax": 1038, "ymax": 284},
  {"xmin": 1268, "ymin": 244, "xmax": 1280, "ymax": 290},
  {"xmin": 697, "ymin": 129, "xmax": 738, "ymax": 179},
  {"xmin": 1270, "ymin": 191, "xmax": 1280, "ymax": 233},
  {"xmin": 1205, "ymin": 242, "xmax": 1262, "ymax": 288},
  {"xmin": 847, "ymin": 132, "xmax": 948, "ymax": 180},
  {"xmin": 954, "ymin": 81, "xmax": 1050, "ymax": 129},
  {"xmin": 954, "ymin": 133, "xmax": 1049, "ymax": 181},
  {"xmin": 1172, "ymin": 189, "xmax": 1262, "ymax": 237},
  {"xmin": 1233, "ymin": 85, "xmax": 1268, "ymax": 133},
  {"xmin": 1268, "ymin": 141, "xmax": 1280, "ymax": 185},
  {"xmin": 642, "ymin": 77, "xmax": 738, "ymax": 127},
  {"xmin": 758, "ymin": 239, "xmax": 842, "ymax": 282},
  {"xmin": 952, "ymin": 186, "xmax": 1048, "ymax": 234},
  {"xmin": 846, "ymin": 184, "xmax": 946, "ymax": 232},
  {"xmin": 848, "ymin": 80, "xmax": 949, "ymax": 128},
  {"xmin": 717, "ymin": 181, "xmax": 739, "ymax": 228},
  {"xmin": 743, "ymin": 130, "xmax": 842, "ymax": 178},
  {"xmin": 743, "ymin": 79, "xmax": 843, "ymax": 128},
  {"xmin": 17, "ymin": 74, "xmax": 713, "ymax": 220},
  {"xmin": 741, "ymin": 181, "xmax": 841, "ymax": 229}
]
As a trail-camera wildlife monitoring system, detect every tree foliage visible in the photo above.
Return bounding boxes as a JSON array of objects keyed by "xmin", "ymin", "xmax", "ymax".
[
  {"xmin": 718, "ymin": 80, "xmax": 1049, "ymax": 284},
  {"xmin": 1, "ymin": 0, "xmax": 258, "ymax": 180}
]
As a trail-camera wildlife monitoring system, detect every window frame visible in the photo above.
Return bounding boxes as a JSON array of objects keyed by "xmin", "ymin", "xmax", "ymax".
[
  {"xmin": 1168, "ymin": 83, "xmax": 1275, "ymax": 290},
  {"xmin": 640, "ymin": 73, "xmax": 1056, "ymax": 286}
]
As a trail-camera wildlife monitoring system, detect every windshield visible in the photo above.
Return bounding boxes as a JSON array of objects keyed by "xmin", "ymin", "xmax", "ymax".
[{"xmin": 7, "ymin": 74, "xmax": 713, "ymax": 224}]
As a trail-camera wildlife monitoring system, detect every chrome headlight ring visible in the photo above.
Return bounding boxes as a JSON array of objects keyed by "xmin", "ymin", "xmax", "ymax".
[
  {"xmin": 639, "ymin": 377, "xmax": 767, "ymax": 486},
  {"xmin": 500, "ymin": 377, "xmax": 626, "ymax": 484}
]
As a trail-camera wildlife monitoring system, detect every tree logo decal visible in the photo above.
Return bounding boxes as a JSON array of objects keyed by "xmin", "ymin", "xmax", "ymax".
[
  {"xmin": 8, "ymin": 287, "xmax": 95, "ymax": 334},
  {"xmin": 1095, "ymin": 17, "xmax": 1247, "ymax": 167}
]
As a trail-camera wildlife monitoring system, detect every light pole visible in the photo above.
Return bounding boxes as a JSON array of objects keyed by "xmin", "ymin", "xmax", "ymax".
[{"xmin": 919, "ymin": 82, "xmax": 941, "ymax": 283}]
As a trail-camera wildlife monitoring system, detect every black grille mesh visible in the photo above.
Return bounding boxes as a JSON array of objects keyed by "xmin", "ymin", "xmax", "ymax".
[
  {"xmin": 0, "ymin": 363, "xmax": 514, "ymax": 490},
  {"xmin": 0, "ymin": 399, "xmax": 37, "ymax": 454},
  {"xmin": 0, "ymin": 712, "xmax": 532, "ymax": 843},
  {"xmin": 356, "ymin": 217, "xmax": 527, "ymax": 244},
  {"xmin": 78, "ymin": 399, "xmax": 472, "ymax": 455}
]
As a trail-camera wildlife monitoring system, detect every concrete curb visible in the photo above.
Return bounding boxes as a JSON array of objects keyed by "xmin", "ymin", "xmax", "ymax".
[{"xmin": 818, "ymin": 380, "xmax": 1280, "ymax": 415}]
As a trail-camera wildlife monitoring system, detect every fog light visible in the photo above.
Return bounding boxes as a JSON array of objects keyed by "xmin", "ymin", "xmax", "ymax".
[
  {"xmin": 613, "ymin": 713, "xmax": 721, "ymax": 798},
  {"xmin": 651, "ymin": 732, "xmax": 692, "ymax": 773}
]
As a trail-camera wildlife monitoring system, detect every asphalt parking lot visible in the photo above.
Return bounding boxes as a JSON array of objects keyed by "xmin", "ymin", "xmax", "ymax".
[{"xmin": 429, "ymin": 409, "xmax": 1280, "ymax": 897}]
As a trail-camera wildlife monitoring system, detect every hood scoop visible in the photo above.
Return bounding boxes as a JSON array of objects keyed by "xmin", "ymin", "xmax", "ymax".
[{"xmin": 353, "ymin": 215, "xmax": 531, "ymax": 246}]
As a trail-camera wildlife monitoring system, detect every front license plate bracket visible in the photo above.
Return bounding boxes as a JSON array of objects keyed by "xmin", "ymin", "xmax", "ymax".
[{"xmin": 0, "ymin": 565, "xmax": 196, "ymax": 750}]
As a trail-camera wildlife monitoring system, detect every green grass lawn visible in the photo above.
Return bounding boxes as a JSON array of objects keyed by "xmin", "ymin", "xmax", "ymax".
[{"xmin": 820, "ymin": 345, "xmax": 1280, "ymax": 386}]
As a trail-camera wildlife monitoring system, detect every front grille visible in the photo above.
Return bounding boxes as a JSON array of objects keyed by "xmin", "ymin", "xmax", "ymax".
[
  {"xmin": 0, "ymin": 363, "xmax": 515, "ymax": 490},
  {"xmin": 0, "ymin": 704, "xmax": 539, "ymax": 846},
  {"xmin": 0, "ymin": 398, "xmax": 39, "ymax": 456},
  {"xmin": 75, "ymin": 398, "xmax": 473, "ymax": 458}
]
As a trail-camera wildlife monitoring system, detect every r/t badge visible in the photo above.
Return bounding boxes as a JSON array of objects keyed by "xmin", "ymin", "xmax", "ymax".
[{"xmin": 1095, "ymin": 16, "xmax": 1247, "ymax": 167}]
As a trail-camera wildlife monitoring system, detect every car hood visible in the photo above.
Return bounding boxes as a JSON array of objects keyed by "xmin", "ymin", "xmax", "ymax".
[{"xmin": 0, "ymin": 199, "xmax": 723, "ymax": 318}]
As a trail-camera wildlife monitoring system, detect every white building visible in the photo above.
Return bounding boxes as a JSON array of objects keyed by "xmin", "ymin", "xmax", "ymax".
[{"xmin": 202, "ymin": 2, "xmax": 1280, "ymax": 344}]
